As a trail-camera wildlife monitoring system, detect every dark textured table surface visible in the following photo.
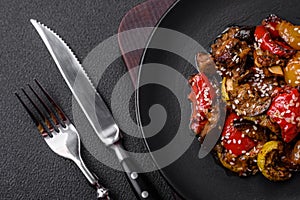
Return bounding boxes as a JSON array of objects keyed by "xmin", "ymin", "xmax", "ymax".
[{"xmin": 0, "ymin": 1, "xmax": 174, "ymax": 199}]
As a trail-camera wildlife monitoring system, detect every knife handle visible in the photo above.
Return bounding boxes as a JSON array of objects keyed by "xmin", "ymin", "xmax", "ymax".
[{"xmin": 120, "ymin": 157, "xmax": 160, "ymax": 200}]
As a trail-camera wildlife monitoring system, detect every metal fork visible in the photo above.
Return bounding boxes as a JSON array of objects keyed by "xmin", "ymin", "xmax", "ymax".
[{"xmin": 15, "ymin": 80, "xmax": 110, "ymax": 200}]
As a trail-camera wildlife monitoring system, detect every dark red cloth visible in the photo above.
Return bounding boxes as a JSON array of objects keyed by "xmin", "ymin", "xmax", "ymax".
[{"xmin": 118, "ymin": 0, "xmax": 176, "ymax": 85}]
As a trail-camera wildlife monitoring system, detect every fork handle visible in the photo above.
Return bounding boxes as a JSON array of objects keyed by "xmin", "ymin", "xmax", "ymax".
[
  {"xmin": 112, "ymin": 143, "xmax": 160, "ymax": 200},
  {"xmin": 75, "ymin": 158, "xmax": 110, "ymax": 199}
]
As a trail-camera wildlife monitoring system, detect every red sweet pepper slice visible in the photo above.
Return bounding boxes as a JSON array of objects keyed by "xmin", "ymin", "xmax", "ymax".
[
  {"xmin": 221, "ymin": 112, "xmax": 256, "ymax": 156},
  {"xmin": 254, "ymin": 25, "xmax": 295, "ymax": 57},
  {"xmin": 267, "ymin": 87, "xmax": 300, "ymax": 143},
  {"xmin": 262, "ymin": 14, "xmax": 282, "ymax": 38},
  {"xmin": 188, "ymin": 73, "xmax": 214, "ymax": 135}
]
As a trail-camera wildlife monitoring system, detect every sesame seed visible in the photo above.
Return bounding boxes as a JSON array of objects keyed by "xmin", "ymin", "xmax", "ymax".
[
  {"xmin": 230, "ymin": 162, "xmax": 235, "ymax": 166},
  {"xmin": 241, "ymin": 134, "xmax": 245, "ymax": 138},
  {"xmin": 227, "ymin": 140, "xmax": 232, "ymax": 144},
  {"xmin": 253, "ymin": 125, "xmax": 257, "ymax": 130},
  {"xmin": 245, "ymin": 129, "xmax": 250, "ymax": 133},
  {"xmin": 241, "ymin": 150, "xmax": 246, "ymax": 154},
  {"xmin": 294, "ymin": 27, "xmax": 299, "ymax": 31},
  {"xmin": 238, "ymin": 140, "xmax": 241, "ymax": 144},
  {"xmin": 233, "ymin": 139, "xmax": 236, "ymax": 144}
]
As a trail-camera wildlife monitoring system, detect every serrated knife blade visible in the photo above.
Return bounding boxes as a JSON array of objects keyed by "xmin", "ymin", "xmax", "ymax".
[
  {"xmin": 30, "ymin": 19, "xmax": 160, "ymax": 200},
  {"xmin": 30, "ymin": 19, "xmax": 119, "ymax": 145}
]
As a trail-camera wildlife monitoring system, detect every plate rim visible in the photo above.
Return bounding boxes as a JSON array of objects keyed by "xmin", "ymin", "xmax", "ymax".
[{"xmin": 135, "ymin": 0, "xmax": 194, "ymax": 199}]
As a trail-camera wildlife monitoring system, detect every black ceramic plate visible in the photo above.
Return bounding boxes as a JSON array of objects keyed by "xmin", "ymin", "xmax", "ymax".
[{"xmin": 138, "ymin": 0, "xmax": 300, "ymax": 200}]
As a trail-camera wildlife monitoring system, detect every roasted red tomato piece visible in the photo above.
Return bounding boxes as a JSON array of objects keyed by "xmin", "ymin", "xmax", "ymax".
[
  {"xmin": 188, "ymin": 73, "xmax": 214, "ymax": 135},
  {"xmin": 254, "ymin": 25, "xmax": 295, "ymax": 57},
  {"xmin": 221, "ymin": 112, "xmax": 256, "ymax": 156},
  {"xmin": 267, "ymin": 87, "xmax": 300, "ymax": 143}
]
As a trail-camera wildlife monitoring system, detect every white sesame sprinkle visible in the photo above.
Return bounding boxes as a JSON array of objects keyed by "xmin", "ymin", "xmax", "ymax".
[{"xmin": 238, "ymin": 140, "xmax": 241, "ymax": 144}]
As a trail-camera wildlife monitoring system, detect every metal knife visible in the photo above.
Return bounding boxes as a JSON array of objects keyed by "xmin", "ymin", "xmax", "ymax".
[{"xmin": 30, "ymin": 19, "xmax": 160, "ymax": 200}]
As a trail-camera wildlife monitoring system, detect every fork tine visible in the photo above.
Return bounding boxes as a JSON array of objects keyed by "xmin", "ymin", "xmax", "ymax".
[
  {"xmin": 22, "ymin": 88, "xmax": 54, "ymax": 133},
  {"xmin": 34, "ymin": 79, "xmax": 68, "ymax": 125},
  {"xmin": 28, "ymin": 84, "xmax": 59, "ymax": 126},
  {"xmin": 15, "ymin": 92, "xmax": 49, "ymax": 137}
]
